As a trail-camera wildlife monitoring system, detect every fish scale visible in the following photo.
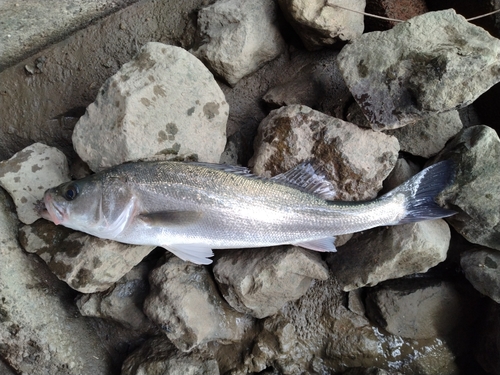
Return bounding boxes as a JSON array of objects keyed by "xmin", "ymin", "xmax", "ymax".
[{"xmin": 40, "ymin": 160, "xmax": 455, "ymax": 264}]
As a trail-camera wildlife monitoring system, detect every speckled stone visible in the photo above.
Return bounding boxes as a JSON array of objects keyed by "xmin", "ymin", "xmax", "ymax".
[{"xmin": 0, "ymin": 142, "xmax": 70, "ymax": 224}]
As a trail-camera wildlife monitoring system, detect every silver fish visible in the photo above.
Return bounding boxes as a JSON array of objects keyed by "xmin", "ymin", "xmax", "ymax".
[{"xmin": 40, "ymin": 160, "xmax": 455, "ymax": 264}]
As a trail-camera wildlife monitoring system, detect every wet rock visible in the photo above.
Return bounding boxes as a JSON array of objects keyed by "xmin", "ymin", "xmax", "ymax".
[
  {"xmin": 236, "ymin": 272, "xmax": 458, "ymax": 374},
  {"xmin": 327, "ymin": 220, "xmax": 451, "ymax": 291},
  {"xmin": 213, "ymin": 246, "xmax": 329, "ymax": 318},
  {"xmin": 434, "ymin": 125, "xmax": 500, "ymax": 250},
  {"xmin": 337, "ymin": 10, "xmax": 500, "ymax": 130},
  {"xmin": 0, "ymin": 143, "xmax": 70, "ymax": 224},
  {"xmin": 76, "ymin": 263, "xmax": 154, "ymax": 330},
  {"xmin": 0, "ymin": 189, "xmax": 114, "ymax": 374},
  {"xmin": 192, "ymin": 0, "xmax": 285, "ymax": 86},
  {"xmin": 365, "ymin": 279, "xmax": 463, "ymax": 339},
  {"xmin": 262, "ymin": 50, "xmax": 351, "ymax": 118},
  {"xmin": 143, "ymin": 256, "xmax": 254, "ymax": 352},
  {"xmin": 249, "ymin": 104, "xmax": 399, "ymax": 201},
  {"xmin": 122, "ymin": 336, "xmax": 219, "ymax": 375},
  {"xmin": 277, "ymin": 0, "xmax": 365, "ymax": 50},
  {"xmin": 384, "ymin": 111, "xmax": 463, "ymax": 158},
  {"xmin": 19, "ymin": 220, "xmax": 155, "ymax": 293},
  {"xmin": 72, "ymin": 42, "xmax": 229, "ymax": 172},
  {"xmin": 461, "ymin": 249, "xmax": 500, "ymax": 303}
]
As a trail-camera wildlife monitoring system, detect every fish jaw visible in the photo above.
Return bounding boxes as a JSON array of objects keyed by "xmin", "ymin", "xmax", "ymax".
[{"xmin": 42, "ymin": 191, "xmax": 65, "ymax": 225}]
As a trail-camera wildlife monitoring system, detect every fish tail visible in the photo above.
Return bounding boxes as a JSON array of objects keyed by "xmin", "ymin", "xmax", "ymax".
[{"xmin": 386, "ymin": 160, "xmax": 456, "ymax": 223}]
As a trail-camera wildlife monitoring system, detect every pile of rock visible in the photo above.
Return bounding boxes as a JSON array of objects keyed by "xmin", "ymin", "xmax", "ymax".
[{"xmin": 1, "ymin": 2, "xmax": 500, "ymax": 375}]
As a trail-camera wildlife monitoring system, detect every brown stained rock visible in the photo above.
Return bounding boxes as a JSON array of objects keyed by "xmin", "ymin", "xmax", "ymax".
[
  {"xmin": 249, "ymin": 104, "xmax": 399, "ymax": 201},
  {"xmin": 19, "ymin": 221, "xmax": 155, "ymax": 293},
  {"xmin": 365, "ymin": 0, "xmax": 428, "ymax": 31}
]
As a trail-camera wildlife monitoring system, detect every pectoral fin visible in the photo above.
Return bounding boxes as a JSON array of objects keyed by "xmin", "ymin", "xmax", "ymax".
[
  {"xmin": 165, "ymin": 244, "xmax": 214, "ymax": 265},
  {"xmin": 138, "ymin": 211, "xmax": 202, "ymax": 227},
  {"xmin": 294, "ymin": 237, "xmax": 337, "ymax": 252}
]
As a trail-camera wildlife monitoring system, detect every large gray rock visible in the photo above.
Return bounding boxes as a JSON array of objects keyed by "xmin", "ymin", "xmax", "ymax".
[
  {"xmin": 277, "ymin": 0, "xmax": 365, "ymax": 50},
  {"xmin": 0, "ymin": 143, "xmax": 70, "ymax": 224},
  {"xmin": 19, "ymin": 220, "xmax": 155, "ymax": 293},
  {"xmin": 249, "ymin": 104, "xmax": 399, "ymax": 201},
  {"xmin": 192, "ymin": 0, "xmax": 285, "ymax": 86},
  {"xmin": 327, "ymin": 220, "xmax": 451, "ymax": 291},
  {"xmin": 143, "ymin": 256, "xmax": 254, "ymax": 352},
  {"xmin": 72, "ymin": 42, "xmax": 229, "ymax": 172},
  {"xmin": 366, "ymin": 279, "xmax": 464, "ymax": 339},
  {"xmin": 461, "ymin": 249, "xmax": 500, "ymax": 303},
  {"xmin": 434, "ymin": 125, "xmax": 500, "ymax": 250},
  {"xmin": 337, "ymin": 10, "xmax": 500, "ymax": 130},
  {"xmin": 76, "ymin": 263, "xmax": 154, "ymax": 330},
  {"xmin": 121, "ymin": 337, "xmax": 219, "ymax": 375},
  {"xmin": 384, "ymin": 110, "xmax": 463, "ymax": 158},
  {"xmin": 0, "ymin": 189, "xmax": 114, "ymax": 374},
  {"xmin": 213, "ymin": 246, "xmax": 329, "ymax": 318}
]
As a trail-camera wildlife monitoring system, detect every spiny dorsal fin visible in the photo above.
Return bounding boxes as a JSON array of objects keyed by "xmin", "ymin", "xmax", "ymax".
[{"xmin": 271, "ymin": 161, "xmax": 337, "ymax": 200}]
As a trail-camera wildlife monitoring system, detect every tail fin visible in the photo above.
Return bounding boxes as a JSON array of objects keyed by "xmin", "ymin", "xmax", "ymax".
[{"xmin": 384, "ymin": 160, "xmax": 456, "ymax": 223}]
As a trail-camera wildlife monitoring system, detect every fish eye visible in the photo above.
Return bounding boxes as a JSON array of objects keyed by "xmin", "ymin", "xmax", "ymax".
[{"xmin": 63, "ymin": 184, "xmax": 79, "ymax": 201}]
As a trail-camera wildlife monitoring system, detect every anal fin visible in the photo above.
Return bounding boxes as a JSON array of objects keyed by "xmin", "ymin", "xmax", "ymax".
[
  {"xmin": 164, "ymin": 244, "xmax": 214, "ymax": 265},
  {"xmin": 293, "ymin": 237, "xmax": 337, "ymax": 252}
]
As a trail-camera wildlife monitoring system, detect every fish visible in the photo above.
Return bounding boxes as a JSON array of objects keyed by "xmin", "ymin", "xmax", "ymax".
[{"xmin": 39, "ymin": 160, "xmax": 455, "ymax": 265}]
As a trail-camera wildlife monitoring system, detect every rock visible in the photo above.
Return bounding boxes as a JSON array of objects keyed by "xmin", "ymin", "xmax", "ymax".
[
  {"xmin": 327, "ymin": 220, "xmax": 451, "ymax": 291},
  {"xmin": 0, "ymin": 189, "xmax": 114, "ymax": 374},
  {"xmin": 236, "ymin": 272, "xmax": 458, "ymax": 374},
  {"xmin": 72, "ymin": 42, "xmax": 229, "ymax": 172},
  {"xmin": 19, "ymin": 220, "xmax": 155, "ymax": 293},
  {"xmin": 365, "ymin": 279, "xmax": 463, "ymax": 339},
  {"xmin": 262, "ymin": 50, "xmax": 351, "ymax": 119},
  {"xmin": 143, "ymin": 256, "xmax": 254, "ymax": 352},
  {"xmin": 76, "ymin": 263, "xmax": 154, "ymax": 330},
  {"xmin": 337, "ymin": 10, "xmax": 500, "ymax": 130},
  {"xmin": 382, "ymin": 158, "xmax": 420, "ymax": 192},
  {"xmin": 192, "ymin": 0, "xmax": 286, "ymax": 86},
  {"xmin": 364, "ymin": 0, "xmax": 428, "ymax": 31},
  {"xmin": 277, "ymin": 0, "xmax": 365, "ymax": 50},
  {"xmin": 249, "ymin": 104, "xmax": 399, "ymax": 201},
  {"xmin": 384, "ymin": 110, "xmax": 463, "ymax": 158},
  {"xmin": 0, "ymin": 143, "xmax": 70, "ymax": 224},
  {"xmin": 461, "ymin": 249, "xmax": 500, "ymax": 303},
  {"xmin": 434, "ymin": 125, "xmax": 500, "ymax": 250},
  {"xmin": 474, "ymin": 302, "xmax": 500, "ymax": 375},
  {"xmin": 121, "ymin": 336, "xmax": 219, "ymax": 375},
  {"xmin": 342, "ymin": 368, "xmax": 403, "ymax": 375},
  {"xmin": 213, "ymin": 246, "xmax": 329, "ymax": 318}
]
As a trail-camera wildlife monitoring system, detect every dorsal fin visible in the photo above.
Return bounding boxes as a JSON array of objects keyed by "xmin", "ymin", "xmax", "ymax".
[{"xmin": 271, "ymin": 162, "xmax": 337, "ymax": 200}]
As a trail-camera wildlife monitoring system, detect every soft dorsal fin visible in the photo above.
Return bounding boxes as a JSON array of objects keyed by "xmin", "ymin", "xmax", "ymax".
[{"xmin": 271, "ymin": 162, "xmax": 337, "ymax": 200}]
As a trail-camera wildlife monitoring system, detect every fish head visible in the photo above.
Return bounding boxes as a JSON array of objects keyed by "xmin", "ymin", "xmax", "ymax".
[{"xmin": 41, "ymin": 173, "xmax": 136, "ymax": 238}]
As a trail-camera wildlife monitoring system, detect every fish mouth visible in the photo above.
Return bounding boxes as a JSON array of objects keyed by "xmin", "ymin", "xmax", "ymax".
[{"xmin": 40, "ymin": 191, "xmax": 65, "ymax": 225}]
